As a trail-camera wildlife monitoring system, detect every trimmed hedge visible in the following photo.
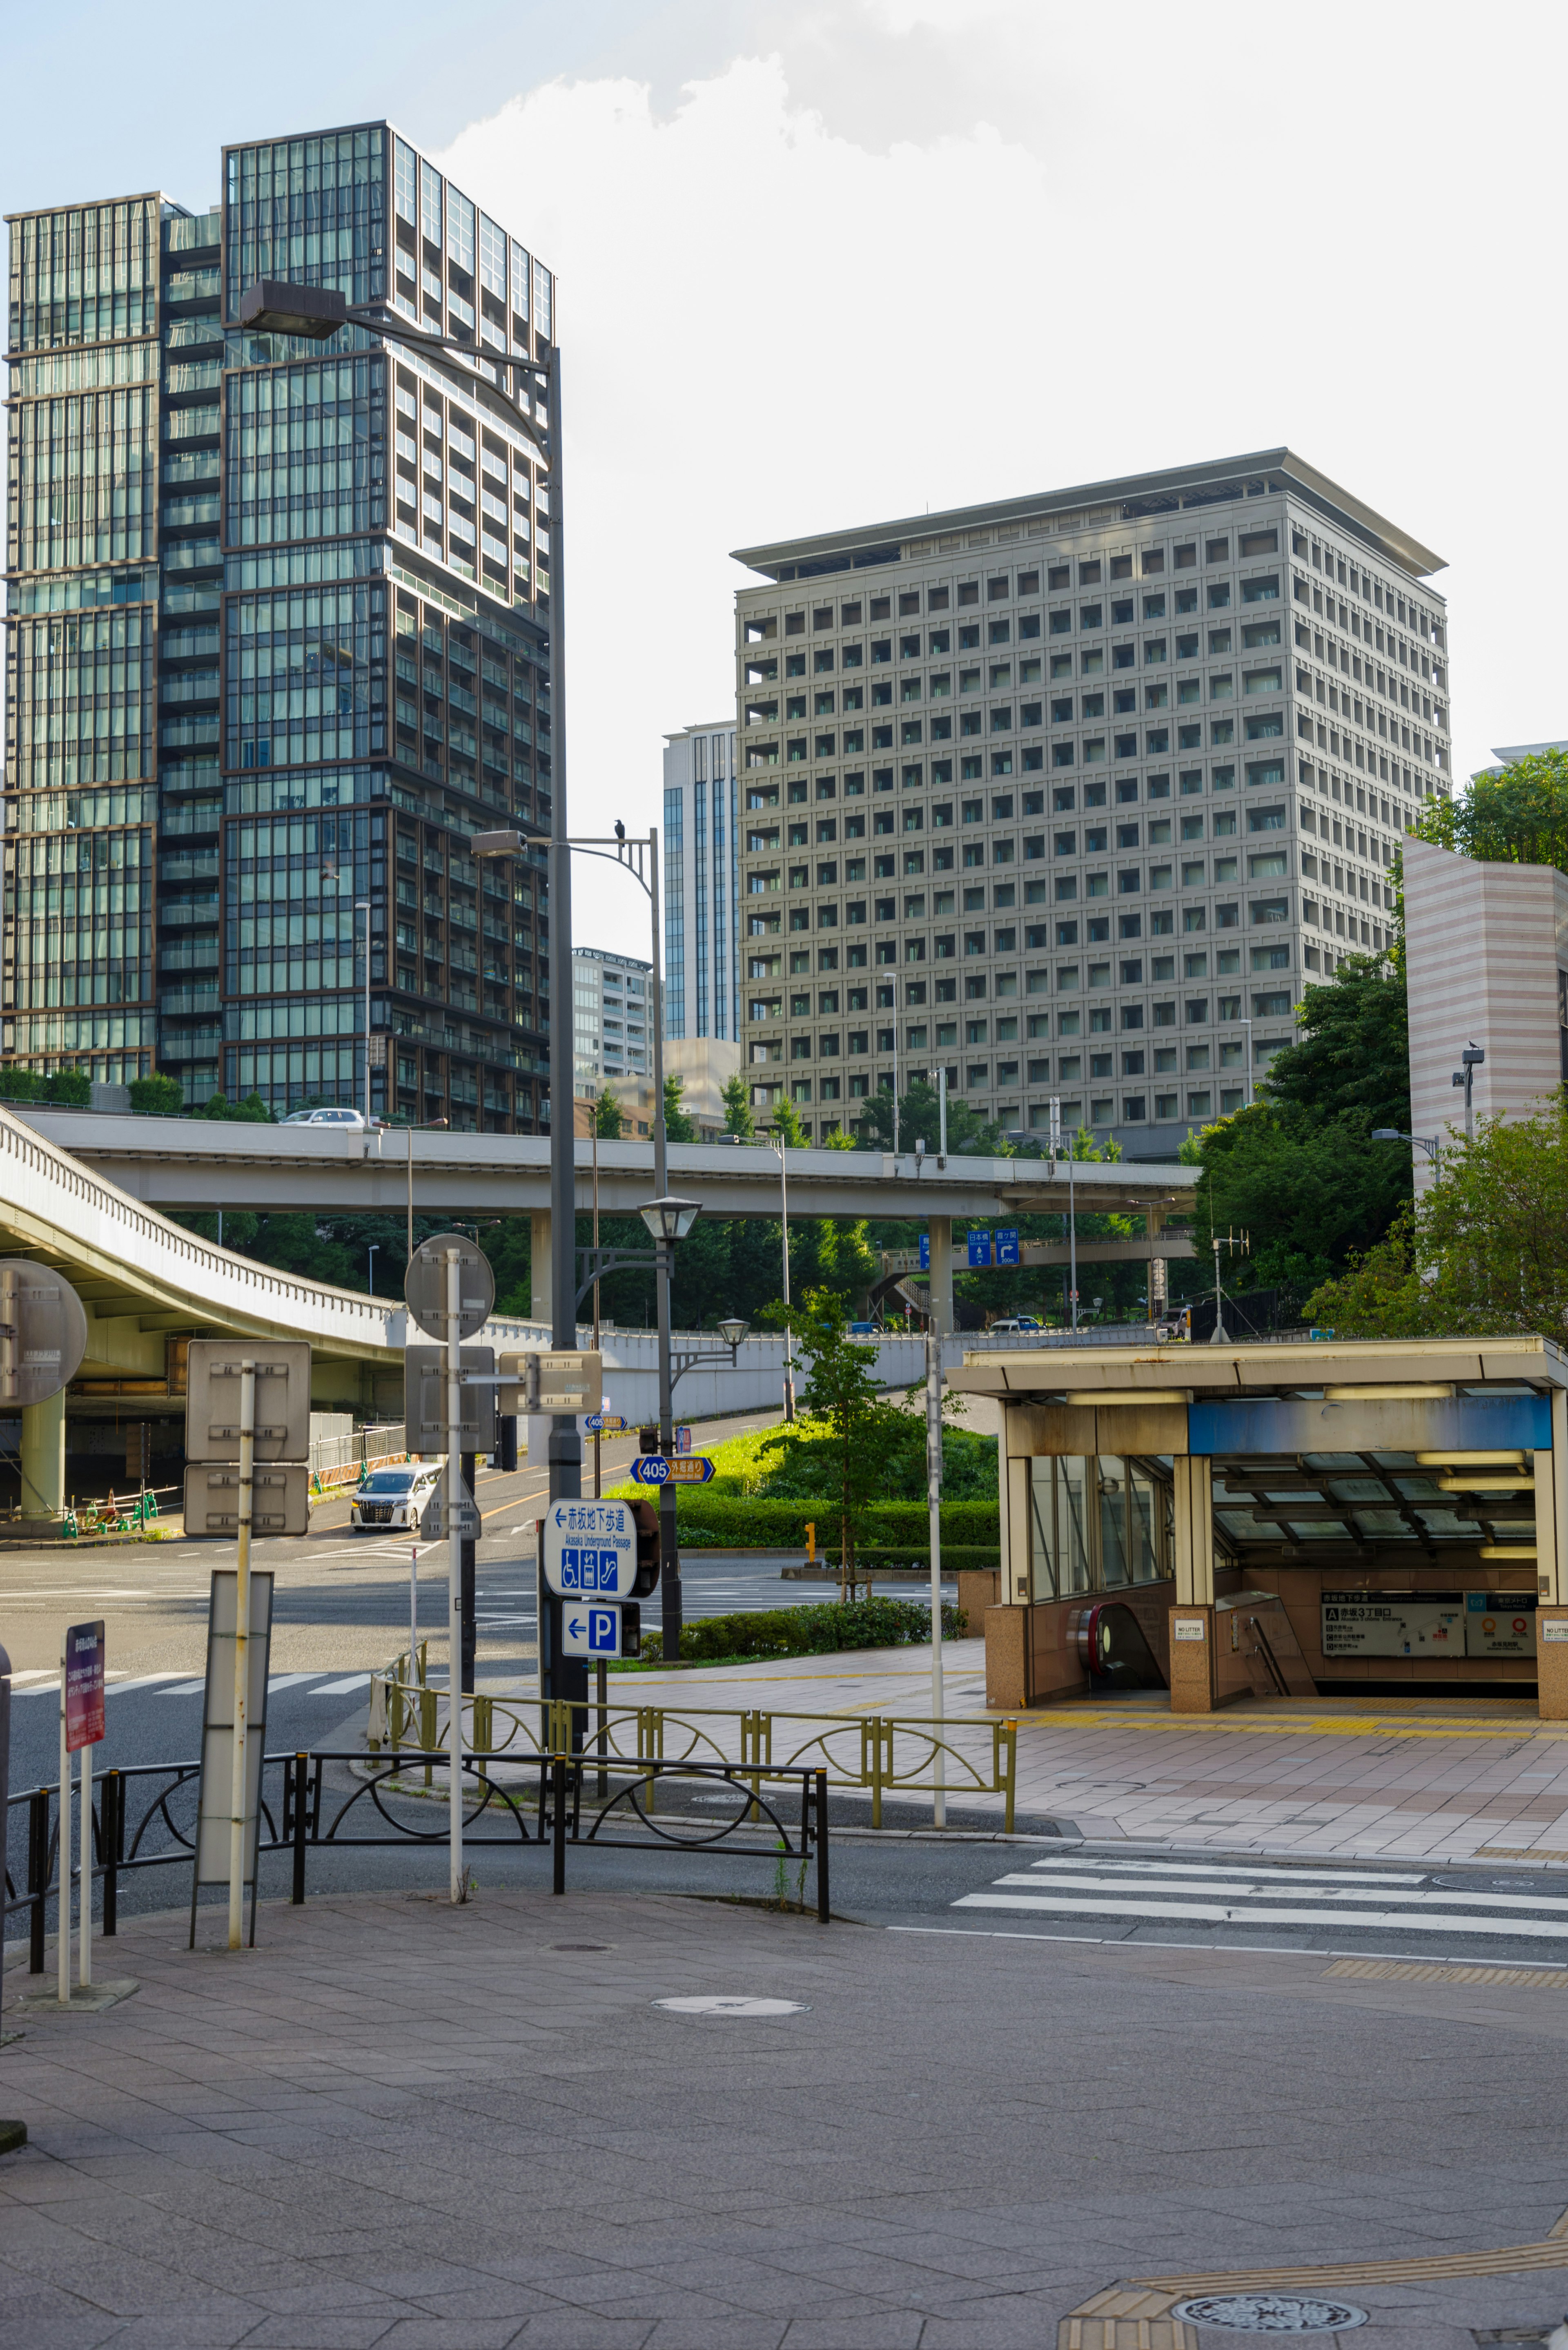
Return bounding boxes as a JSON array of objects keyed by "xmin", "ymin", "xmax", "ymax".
[
  {"xmin": 641, "ymin": 1596, "xmax": 967, "ymax": 1665},
  {"xmin": 619, "ymin": 1492, "xmax": 1000, "ymax": 1552}
]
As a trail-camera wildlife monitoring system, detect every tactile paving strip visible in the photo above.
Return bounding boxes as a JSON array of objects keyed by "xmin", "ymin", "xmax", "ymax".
[{"xmin": 1322, "ymin": 1958, "xmax": 1568, "ymax": 1988}]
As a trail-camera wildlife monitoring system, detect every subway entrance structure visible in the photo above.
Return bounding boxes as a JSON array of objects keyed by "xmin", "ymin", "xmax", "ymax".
[{"xmin": 950, "ymin": 1339, "xmax": 1568, "ymax": 1719}]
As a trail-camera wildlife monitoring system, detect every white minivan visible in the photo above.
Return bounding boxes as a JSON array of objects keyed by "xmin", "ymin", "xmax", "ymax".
[{"xmin": 350, "ymin": 1464, "xmax": 441, "ymax": 1533}]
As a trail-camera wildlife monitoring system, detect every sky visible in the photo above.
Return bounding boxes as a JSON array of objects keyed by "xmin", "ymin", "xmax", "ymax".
[{"xmin": 6, "ymin": 0, "xmax": 1566, "ymax": 953}]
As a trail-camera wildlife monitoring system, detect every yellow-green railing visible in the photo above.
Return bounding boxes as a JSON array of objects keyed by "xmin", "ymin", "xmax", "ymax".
[{"xmin": 365, "ymin": 1668, "xmax": 1018, "ymax": 1829}]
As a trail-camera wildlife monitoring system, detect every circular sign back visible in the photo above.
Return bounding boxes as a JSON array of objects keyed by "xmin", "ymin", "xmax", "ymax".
[
  {"xmin": 403, "ymin": 1233, "xmax": 495, "ymax": 1342},
  {"xmin": 0, "ymin": 1261, "xmax": 88, "ymax": 1407}
]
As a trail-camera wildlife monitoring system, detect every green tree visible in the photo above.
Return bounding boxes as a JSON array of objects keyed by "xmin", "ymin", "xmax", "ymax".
[
  {"xmin": 593, "ymin": 1087, "xmax": 625, "ymax": 1139},
  {"xmin": 663, "ymin": 1073, "xmax": 697, "ymax": 1143},
  {"xmin": 721, "ymin": 1072, "xmax": 754, "ymax": 1139},
  {"xmin": 198, "ymin": 1090, "xmax": 273, "ymax": 1124},
  {"xmin": 130, "ymin": 1072, "xmax": 183, "ymax": 1117},
  {"xmin": 45, "ymin": 1070, "xmax": 91, "ymax": 1106},
  {"xmin": 770, "ymin": 1288, "xmax": 906, "ymax": 1598},
  {"xmin": 1415, "ymin": 746, "xmax": 1568, "ymax": 874},
  {"xmin": 858, "ymin": 1076, "xmax": 1011, "ymax": 1156},
  {"xmin": 1306, "ymin": 1099, "xmax": 1568, "ymax": 1340},
  {"xmin": 768, "ymin": 1095, "xmax": 809, "ymax": 1147},
  {"xmin": 1185, "ymin": 955, "xmax": 1412, "ymax": 1298}
]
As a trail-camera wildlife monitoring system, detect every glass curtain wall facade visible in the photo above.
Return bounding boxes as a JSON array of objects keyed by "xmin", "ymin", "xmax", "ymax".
[
  {"xmin": 661, "ymin": 719, "xmax": 738, "ymax": 1045},
  {"xmin": 5, "ymin": 123, "xmax": 557, "ymax": 1127}
]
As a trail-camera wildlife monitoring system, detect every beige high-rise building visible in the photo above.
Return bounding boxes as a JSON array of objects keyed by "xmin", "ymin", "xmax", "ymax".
[{"xmin": 731, "ymin": 449, "xmax": 1450, "ymax": 1152}]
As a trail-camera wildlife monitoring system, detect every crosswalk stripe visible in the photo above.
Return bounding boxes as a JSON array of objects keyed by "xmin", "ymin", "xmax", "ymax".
[
  {"xmin": 985, "ymin": 1868, "xmax": 1568, "ymax": 1917},
  {"xmin": 953, "ymin": 1892, "xmax": 1568, "ymax": 1938},
  {"xmin": 309, "ymin": 1673, "xmax": 371, "ymax": 1696}
]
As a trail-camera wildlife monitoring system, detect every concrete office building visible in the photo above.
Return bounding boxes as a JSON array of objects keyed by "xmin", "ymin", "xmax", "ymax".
[
  {"xmin": 4, "ymin": 122, "xmax": 555, "ymax": 1127},
  {"xmin": 733, "ymin": 450, "xmax": 1450, "ymax": 1151},
  {"xmin": 571, "ymin": 944, "xmax": 650, "ymax": 1101},
  {"xmin": 662, "ymin": 718, "xmax": 738, "ymax": 1044}
]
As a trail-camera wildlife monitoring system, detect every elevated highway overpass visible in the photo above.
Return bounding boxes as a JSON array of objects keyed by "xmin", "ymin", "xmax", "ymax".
[{"xmin": 0, "ymin": 1106, "xmax": 1196, "ymax": 1524}]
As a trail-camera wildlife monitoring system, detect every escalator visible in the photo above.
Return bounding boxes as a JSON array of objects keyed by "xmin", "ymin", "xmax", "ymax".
[{"xmin": 1074, "ymin": 1599, "xmax": 1167, "ymax": 1692}]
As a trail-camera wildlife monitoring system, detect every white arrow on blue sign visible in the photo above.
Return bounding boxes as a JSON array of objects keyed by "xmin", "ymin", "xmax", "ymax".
[
  {"xmin": 561, "ymin": 1603, "xmax": 625, "ymax": 1659},
  {"xmin": 539, "ymin": 1497, "xmax": 640, "ymax": 1598}
]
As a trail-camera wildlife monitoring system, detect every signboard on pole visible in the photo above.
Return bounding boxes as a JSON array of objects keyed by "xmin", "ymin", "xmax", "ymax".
[
  {"xmin": 674, "ymin": 1424, "xmax": 692, "ymax": 1454},
  {"xmin": 64, "ymin": 1621, "xmax": 105, "ymax": 1752},
  {"xmin": 967, "ymin": 1230, "xmax": 992, "ymax": 1268},
  {"xmin": 185, "ymin": 1341, "xmax": 311, "ymax": 1463},
  {"xmin": 404, "ymin": 1344, "xmax": 497, "ymax": 1453},
  {"xmin": 403, "ymin": 1233, "xmax": 494, "ymax": 1342},
  {"xmin": 996, "ymin": 1228, "xmax": 1020, "ymax": 1266},
  {"xmin": 584, "ymin": 1413, "xmax": 628, "ymax": 1434},
  {"xmin": 184, "ymin": 1463, "xmax": 309, "ymax": 1538},
  {"xmin": 561, "ymin": 1601, "xmax": 639, "ymax": 1660},
  {"xmin": 919, "ymin": 1234, "xmax": 930, "ymax": 1271},
  {"xmin": 425, "ymin": 1469, "xmax": 481, "ymax": 1541},
  {"xmin": 189, "ymin": 1568, "xmax": 274, "ymax": 1946},
  {"xmin": 540, "ymin": 1498, "xmax": 642, "ymax": 1597},
  {"xmin": 498, "ymin": 1350, "xmax": 603, "ymax": 1415},
  {"xmin": 0, "ymin": 1262, "xmax": 88, "ymax": 1408}
]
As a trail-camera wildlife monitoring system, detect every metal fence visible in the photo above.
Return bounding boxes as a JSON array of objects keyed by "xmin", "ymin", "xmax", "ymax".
[
  {"xmin": 2, "ymin": 1746, "xmax": 832, "ymax": 1951},
  {"xmin": 369, "ymin": 1661, "xmax": 1019, "ymax": 1830},
  {"xmin": 308, "ymin": 1422, "xmax": 409, "ymax": 1485}
]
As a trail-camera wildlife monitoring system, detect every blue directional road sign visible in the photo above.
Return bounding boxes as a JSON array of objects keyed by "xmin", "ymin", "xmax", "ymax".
[
  {"xmin": 629, "ymin": 1454, "xmax": 670, "ymax": 1486},
  {"xmin": 584, "ymin": 1413, "xmax": 629, "ymax": 1434},
  {"xmin": 561, "ymin": 1603, "xmax": 627, "ymax": 1659},
  {"xmin": 967, "ymin": 1229, "xmax": 993, "ymax": 1268},
  {"xmin": 630, "ymin": 1454, "xmax": 715, "ymax": 1486},
  {"xmin": 919, "ymin": 1233, "xmax": 930, "ymax": 1271},
  {"xmin": 539, "ymin": 1498, "xmax": 639, "ymax": 1598},
  {"xmin": 996, "ymin": 1227, "xmax": 1020, "ymax": 1266}
]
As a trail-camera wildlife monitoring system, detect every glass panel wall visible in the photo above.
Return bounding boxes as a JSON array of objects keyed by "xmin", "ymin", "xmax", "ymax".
[{"xmin": 1030, "ymin": 1454, "xmax": 1169, "ymax": 1599}]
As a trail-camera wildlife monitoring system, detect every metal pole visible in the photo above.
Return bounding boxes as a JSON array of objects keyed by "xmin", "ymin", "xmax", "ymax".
[
  {"xmin": 657, "ymin": 1230, "xmax": 680, "ymax": 1661},
  {"xmin": 649, "ymin": 829, "xmax": 666, "ymax": 1203},
  {"xmin": 1241, "ymin": 1014, "xmax": 1254, "ymax": 1110},
  {"xmin": 938, "ymin": 1065, "xmax": 948, "ymax": 1164},
  {"xmin": 357, "ymin": 897, "xmax": 372, "ymax": 1122},
  {"xmin": 406, "ymin": 1123, "xmax": 414, "ymax": 1264},
  {"xmin": 1213, "ymin": 1239, "xmax": 1226, "ymax": 1343},
  {"xmin": 409, "ymin": 1541, "xmax": 419, "ymax": 1684},
  {"xmin": 444, "ymin": 1247, "xmax": 465, "ymax": 1901},
  {"xmin": 57, "ymin": 1638, "xmax": 70, "ymax": 2002},
  {"xmin": 545, "ymin": 344, "xmax": 580, "ymax": 1519},
  {"xmin": 80, "ymin": 1737, "xmax": 91, "ymax": 1987},
  {"xmin": 925, "ymin": 1328, "xmax": 945, "ymax": 1830},
  {"xmin": 779, "ymin": 1141, "xmax": 795, "ymax": 1422},
  {"xmin": 228, "ymin": 1358, "xmax": 255, "ymax": 1951},
  {"xmin": 592, "ymin": 1118, "xmax": 601, "ymax": 1501},
  {"xmin": 1068, "ymin": 1147, "xmax": 1078, "ymax": 1332}
]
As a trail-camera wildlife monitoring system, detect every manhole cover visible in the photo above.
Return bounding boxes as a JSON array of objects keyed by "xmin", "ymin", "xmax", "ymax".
[
  {"xmin": 1172, "ymin": 2294, "xmax": 1368, "ymax": 2332},
  {"xmin": 654, "ymin": 1995, "xmax": 808, "ymax": 2016}
]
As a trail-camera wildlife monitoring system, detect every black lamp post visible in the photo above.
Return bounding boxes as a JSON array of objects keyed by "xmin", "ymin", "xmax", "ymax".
[{"xmin": 639, "ymin": 1195, "xmax": 701, "ymax": 1659}]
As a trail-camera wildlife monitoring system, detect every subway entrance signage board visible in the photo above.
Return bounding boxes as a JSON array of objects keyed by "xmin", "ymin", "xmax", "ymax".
[
  {"xmin": 1321, "ymin": 1591, "xmax": 1465, "ymax": 1660},
  {"xmin": 539, "ymin": 1498, "xmax": 640, "ymax": 1598},
  {"xmin": 1466, "ymin": 1590, "xmax": 1537, "ymax": 1657}
]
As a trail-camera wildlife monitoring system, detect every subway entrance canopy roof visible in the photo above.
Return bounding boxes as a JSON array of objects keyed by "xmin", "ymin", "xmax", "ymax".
[{"xmin": 949, "ymin": 1340, "xmax": 1568, "ymax": 1719}]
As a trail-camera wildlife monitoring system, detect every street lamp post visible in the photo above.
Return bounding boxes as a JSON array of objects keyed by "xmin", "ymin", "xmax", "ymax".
[
  {"xmin": 771, "ymin": 1135, "xmax": 795, "ymax": 1422},
  {"xmin": 1453, "ymin": 1042, "xmax": 1484, "ymax": 1144},
  {"xmin": 637, "ymin": 1195, "xmax": 702, "ymax": 1659},
  {"xmin": 366, "ymin": 1241, "xmax": 379, "ymax": 1297},
  {"xmin": 1372, "ymin": 1127, "xmax": 1442, "ymax": 1177}
]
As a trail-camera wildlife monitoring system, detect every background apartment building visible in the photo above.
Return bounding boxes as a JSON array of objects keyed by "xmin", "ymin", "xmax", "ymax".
[
  {"xmin": 5, "ymin": 121, "xmax": 555, "ymax": 1128},
  {"xmin": 662, "ymin": 718, "xmax": 738, "ymax": 1045},
  {"xmin": 572, "ymin": 943, "xmax": 650, "ymax": 1101},
  {"xmin": 732, "ymin": 449, "xmax": 1449, "ymax": 1153}
]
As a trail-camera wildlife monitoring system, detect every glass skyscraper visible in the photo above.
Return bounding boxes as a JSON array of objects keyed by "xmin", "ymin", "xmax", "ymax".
[
  {"xmin": 662, "ymin": 719, "xmax": 738, "ymax": 1044},
  {"xmin": 4, "ymin": 120, "xmax": 555, "ymax": 1128}
]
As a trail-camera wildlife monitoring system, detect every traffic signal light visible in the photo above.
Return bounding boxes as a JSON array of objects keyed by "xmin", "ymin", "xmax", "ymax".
[
  {"xmin": 638, "ymin": 1425, "xmax": 661, "ymax": 1455},
  {"xmin": 630, "ymin": 1496, "xmax": 661, "ymax": 1596},
  {"xmin": 498, "ymin": 1415, "xmax": 518, "ymax": 1473}
]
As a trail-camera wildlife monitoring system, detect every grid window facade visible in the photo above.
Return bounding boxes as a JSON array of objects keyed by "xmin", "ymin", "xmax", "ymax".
[{"xmin": 734, "ymin": 457, "xmax": 1450, "ymax": 1147}]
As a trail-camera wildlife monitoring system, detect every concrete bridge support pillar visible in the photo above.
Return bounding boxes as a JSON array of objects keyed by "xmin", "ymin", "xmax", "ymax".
[
  {"xmin": 20, "ymin": 1389, "xmax": 67, "ymax": 1522},
  {"xmin": 530, "ymin": 1212, "xmax": 551, "ymax": 1324}
]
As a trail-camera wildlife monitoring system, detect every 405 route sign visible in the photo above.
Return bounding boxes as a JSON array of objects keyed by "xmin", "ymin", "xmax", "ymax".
[
  {"xmin": 629, "ymin": 1455, "xmax": 715, "ymax": 1487},
  {"xmin": 539, "ymin": 1498, "xmax": 640, "ymax": 1597},
  {"xmin": 584, "ymin": 1413, "xmax": 628, "ymax": 1434}
]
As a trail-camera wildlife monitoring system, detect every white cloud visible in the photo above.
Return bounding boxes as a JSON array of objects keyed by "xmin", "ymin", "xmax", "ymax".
[{"xmin": 433, "ymin": 0, "xmax": 1568, "ymax": 947}]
